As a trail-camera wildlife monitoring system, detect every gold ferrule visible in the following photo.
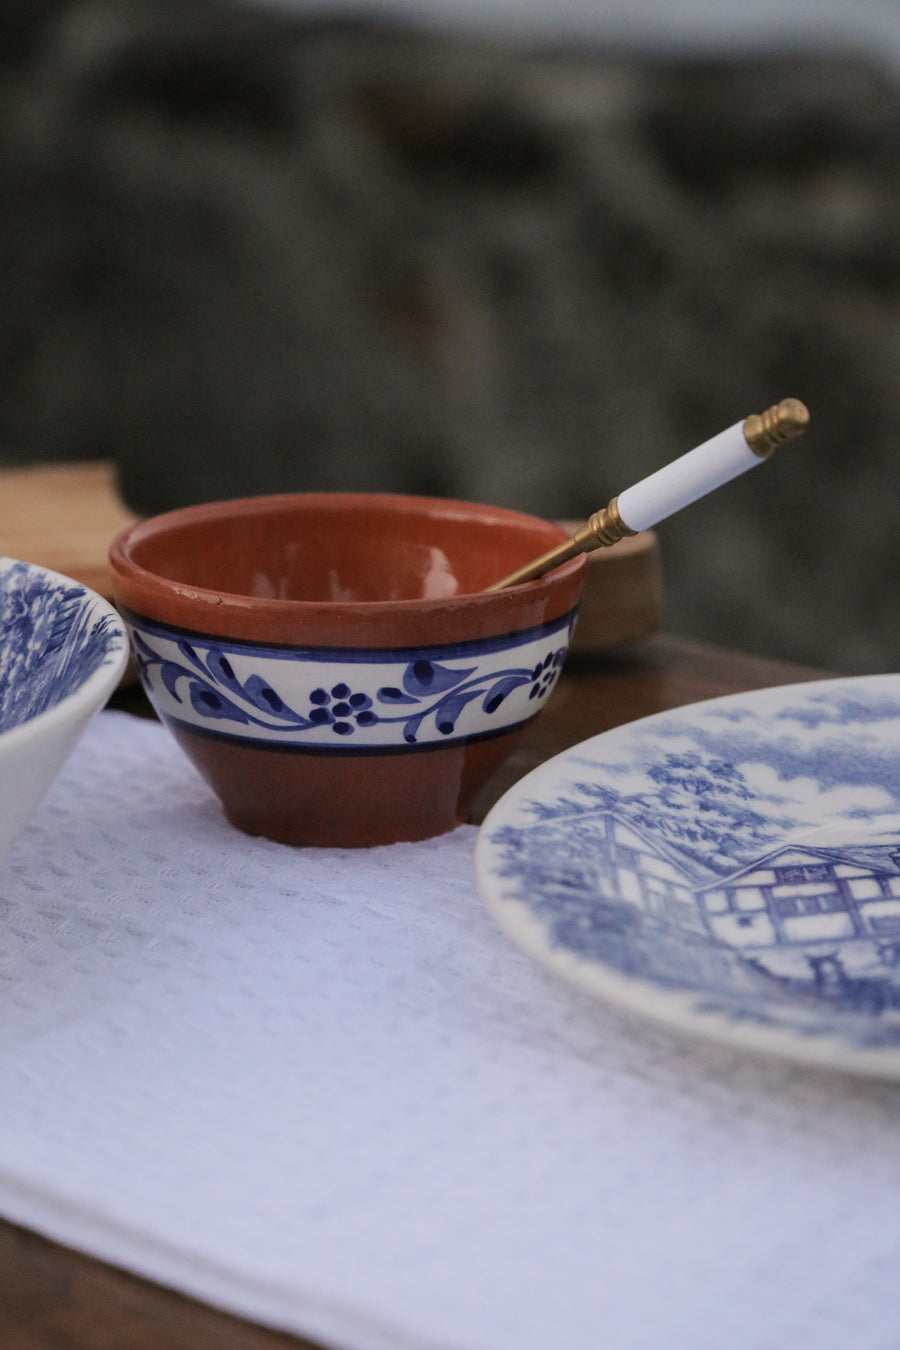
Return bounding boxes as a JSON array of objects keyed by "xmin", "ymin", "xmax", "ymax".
[
  {"xmin": 743, "ymin": 398, "xmax": 810, "ymax": 458},
  {"xmin": 575, "ymin": 496, "xmax": 637, "ymax": 551},
  {"xmin": 483, "ymin": 497, "xmax": 635, "ymax": 590}
]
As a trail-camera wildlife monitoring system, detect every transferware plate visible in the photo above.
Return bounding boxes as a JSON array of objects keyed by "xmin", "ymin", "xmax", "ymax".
[{"xmin": 475, "ymin": 675, "xmax": 900, "ymax": 1077}]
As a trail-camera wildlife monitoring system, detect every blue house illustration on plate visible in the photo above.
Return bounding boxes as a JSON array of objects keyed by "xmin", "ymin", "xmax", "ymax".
[
  {"xmin": 696, "ymin": 843, "xmax": 900, "ymax": 951},
  {"xmin": 583, "ymin": 812, "xmax": 710, "ymax": 934},
  {"xmin": 511, "ymin": 809, "xmax": 712, "ymax": 932},
  {"xmin": 543, "ymin": 811, "xmax": 900, "ymax": 951},
  {"xmin": 513, "ymin": 807, "xmax": 900, "ymax": 958},
  {"xmin": 496, "ymin": 804, "xmax": 900, "ymax": 1010}
]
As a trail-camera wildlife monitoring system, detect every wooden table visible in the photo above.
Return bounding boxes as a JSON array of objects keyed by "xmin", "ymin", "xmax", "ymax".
[{"xmin": 1, "ymin": 633, "xmax": 829, "ymax": 1350}]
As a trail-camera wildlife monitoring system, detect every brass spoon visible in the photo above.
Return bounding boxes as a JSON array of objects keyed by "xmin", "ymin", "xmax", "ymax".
[{"xmin": 485, "ymin": 399, "xmax": 810, "ymax": 592}]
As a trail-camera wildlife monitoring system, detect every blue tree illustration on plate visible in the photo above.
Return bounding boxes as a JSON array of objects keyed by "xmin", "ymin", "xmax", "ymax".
[
  {"xmin": 521, "ymin": 751, "xmax": 784, "ymax": 875},
  {"xmin": 623, "ymin": 753, "xmax": 784, "ymax": 873}
]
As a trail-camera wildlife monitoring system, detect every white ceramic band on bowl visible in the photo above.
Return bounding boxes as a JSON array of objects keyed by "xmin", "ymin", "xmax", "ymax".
[{"xmin": 124, "ymin": 609, "xmax": 578, "ymax": 751}]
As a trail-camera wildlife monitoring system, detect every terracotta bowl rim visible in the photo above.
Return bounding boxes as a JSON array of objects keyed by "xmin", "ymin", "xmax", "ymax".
[{"xmin": 109, "ymin": 490, "xmax": 586, "ymax": 620}]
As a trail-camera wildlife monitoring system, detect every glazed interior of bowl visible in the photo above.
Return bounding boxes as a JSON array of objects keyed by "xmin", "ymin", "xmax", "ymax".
[
  {"xmin": 0, "ymin": 558, "xmax": 125, "ymax": 735},
  {"xmin": 122, "ymin": 493, "xmax": 567, "ymax": 603}
]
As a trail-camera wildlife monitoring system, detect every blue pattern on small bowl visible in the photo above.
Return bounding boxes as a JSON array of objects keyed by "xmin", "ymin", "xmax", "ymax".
[
  {"xmin": 476, "ymin": 675, "xmax": 900, "ymax": 1078},
  {"xmin": 124, "ymin": 609, "xmax": 577, "ymax": 752},
  {"xmin": 0, "ymin": 557, "xmax": 129, "ymax": 864},
  {"xmin": 0, "ymin": 559, "xmax": 125, "ymax": 734}
]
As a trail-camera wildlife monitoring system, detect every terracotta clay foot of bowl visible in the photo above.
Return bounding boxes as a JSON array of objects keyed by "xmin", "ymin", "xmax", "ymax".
[
  {"xmin": 171, "ymin": 723, "xmax": 524, "ymax": 848},
  {"xmin": 109, "ymin": 493, "xmax": 586, "ymax": 848}
]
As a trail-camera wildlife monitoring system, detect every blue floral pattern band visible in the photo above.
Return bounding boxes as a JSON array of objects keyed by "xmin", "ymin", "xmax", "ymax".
[{"xmin": 124, "ymin": 610, "xmax": 578, "ymax": 752}]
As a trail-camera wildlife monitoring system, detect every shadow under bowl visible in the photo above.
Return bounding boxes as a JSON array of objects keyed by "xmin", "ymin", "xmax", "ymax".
[{"xmin": 109, "ymin": 493, "xmax": 586, "ymax": 847}]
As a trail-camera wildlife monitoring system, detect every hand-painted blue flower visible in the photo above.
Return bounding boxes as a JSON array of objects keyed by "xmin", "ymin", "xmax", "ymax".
[
  {"xmin": 528, "ymin": 648, "xmax": 565, "ymax": 699},
  {"xmin": 308, "ymin": 685, "xmax": 379, "ymax": 734}
]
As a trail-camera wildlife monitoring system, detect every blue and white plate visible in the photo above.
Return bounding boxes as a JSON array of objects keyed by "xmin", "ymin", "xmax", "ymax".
[{"xmin": 475, "ymin": 675, "xmax": 900, "ymax": 1078}]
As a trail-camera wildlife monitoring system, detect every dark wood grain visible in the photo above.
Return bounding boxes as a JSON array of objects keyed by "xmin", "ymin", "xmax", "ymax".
[
  {"xmin": 0, "ymin": 1219, "xmax": 315, "ymax": 1350},
  {"xmin": 5, "ymin": 634, "xmax": 831, "ymax": 1349}
]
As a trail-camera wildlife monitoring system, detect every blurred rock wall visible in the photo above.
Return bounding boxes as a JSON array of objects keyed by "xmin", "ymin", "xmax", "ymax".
[{"xmin": 2, "ymin": 0, "xmax": 900, "ymax": 672}]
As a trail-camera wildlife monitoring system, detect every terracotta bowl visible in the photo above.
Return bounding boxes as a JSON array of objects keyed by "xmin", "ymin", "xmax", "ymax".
[{"xmin": 109, "ymin": 493, "xmax": 586, "ymax": 847}]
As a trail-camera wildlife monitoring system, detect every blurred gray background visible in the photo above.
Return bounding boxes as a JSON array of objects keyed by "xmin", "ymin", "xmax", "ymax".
[{"xmin": 2, "ymin": 0, "xmax": 899, "ymax": 672}]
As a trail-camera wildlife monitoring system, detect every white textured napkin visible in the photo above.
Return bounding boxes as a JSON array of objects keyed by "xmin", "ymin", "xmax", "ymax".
[{"xmin": 3, "ymin": 711, "xmax": 900, "ymax": 1350}]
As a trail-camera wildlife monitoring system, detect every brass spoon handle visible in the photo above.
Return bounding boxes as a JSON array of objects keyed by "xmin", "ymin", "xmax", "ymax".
[
  {"xmin": 484, "ymin": 399, "xmax": 809, "ymax": 592},
  {"xmin": 483, "ymin": 498, "xmax": 635, "ymax": 592}
]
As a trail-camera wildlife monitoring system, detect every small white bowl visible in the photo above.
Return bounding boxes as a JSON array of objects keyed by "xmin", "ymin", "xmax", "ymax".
[{"xmin": 0, "ymin": 558, "xmax": 129, "ymax": 862}]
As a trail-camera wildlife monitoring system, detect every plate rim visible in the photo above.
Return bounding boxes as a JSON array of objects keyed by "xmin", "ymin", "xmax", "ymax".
[{"xmin": 474, "ymin": 672, "xmax": 900, "ymax": 1079}]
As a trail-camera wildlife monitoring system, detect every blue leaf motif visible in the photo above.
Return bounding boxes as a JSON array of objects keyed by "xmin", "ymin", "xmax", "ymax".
[
  {"xmin": 188, "ymin": 681, "xmax": 252, "ymax": 723},
  {"xmin": 242, "ymin": 674, "xmax": 309, "ymax": 724},
  {"xmin": 402, "ymin": 660, "xmax": 476, "ymax": 697},
  {"xmin": 402, "ymin": 711, "xmax": 428, "ymax": 744},
  {"xmin": 177, "ymin": 638, "xmax": 203, "ymax": 669},
  {"xmin": 243, "ymin": 674, "xmax": 283, "ymax": 711},
  {"xmin": 132, "ymin": 632, "xmax": 158, "ymax": 661},
  {"xmin": 378, "ymin": 686, "xmax": 419, "ymax": 705},
  {"xmin": 434, "ymin": 688, "xmax": 483, "ymax": 735},
  {"xmin": 160, "ymin": 659, "xmax": 191, "ymax": 703},
  {"xmin": 482, "ymin": 673, "xmax": 528, "ymax": 715},
  {"xmin": 207, "ymin": 647, "xmax": 244, "ymax": 692}
]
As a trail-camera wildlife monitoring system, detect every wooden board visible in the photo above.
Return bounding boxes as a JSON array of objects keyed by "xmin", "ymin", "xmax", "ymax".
[
  {"xmin": 0, "ymin": 465, "xmax": 663, "ymax": 649},
  {"xmin": 0, "ymin": 461, "xmax": 138, "ymax": 598}
]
